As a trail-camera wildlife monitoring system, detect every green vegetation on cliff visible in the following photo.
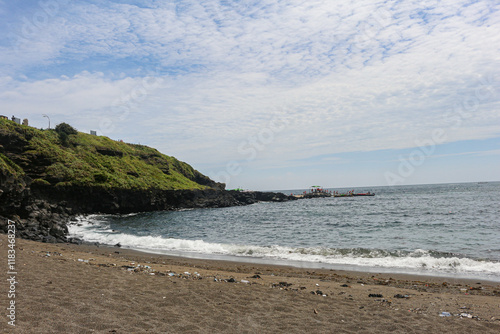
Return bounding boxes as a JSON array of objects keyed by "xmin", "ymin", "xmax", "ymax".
[{"xmin": 0, "ymin": 119, "xmax": 217, "ymax": 190}]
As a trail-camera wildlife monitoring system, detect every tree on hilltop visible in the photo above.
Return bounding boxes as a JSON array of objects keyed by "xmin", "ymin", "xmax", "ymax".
[{"xmin": 55, "ymin": 122, "xmax": 78, "ymax": 146}]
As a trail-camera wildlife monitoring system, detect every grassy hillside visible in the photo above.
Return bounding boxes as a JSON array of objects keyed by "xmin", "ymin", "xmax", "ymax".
[{"xmin": 0, "ymin": 119, "xmax": 215, "ymax": 190}]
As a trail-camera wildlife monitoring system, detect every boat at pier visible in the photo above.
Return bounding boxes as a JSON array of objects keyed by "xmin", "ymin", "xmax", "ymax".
[{"xmin": 298, "ymin": 186, "xmax": 375, "ymax": 198}]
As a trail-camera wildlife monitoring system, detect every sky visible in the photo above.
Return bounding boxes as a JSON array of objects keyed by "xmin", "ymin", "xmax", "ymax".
[{"xmin": 0, "ymin": 0, "xmax": 499, "ymax": 190}]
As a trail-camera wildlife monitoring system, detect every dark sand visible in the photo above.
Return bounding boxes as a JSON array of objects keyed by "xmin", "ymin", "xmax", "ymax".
[{"xmin": 1, "ymin": 234, "xmax": 500, "ymax": 333}]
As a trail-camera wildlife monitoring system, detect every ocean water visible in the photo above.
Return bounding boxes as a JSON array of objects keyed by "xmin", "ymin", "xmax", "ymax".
[{"xmin": 68, "ymin": 182, "xmax": 500, "ymax": 281}]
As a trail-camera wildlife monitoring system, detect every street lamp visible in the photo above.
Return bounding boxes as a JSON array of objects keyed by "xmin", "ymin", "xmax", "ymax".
[{"xmin": 42, "ymin": 114, "xmax": 50, "ymax": 129}]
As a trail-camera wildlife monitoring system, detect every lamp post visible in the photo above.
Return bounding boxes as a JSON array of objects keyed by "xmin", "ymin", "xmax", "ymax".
[{"xmin": 42, "ymin": 114, "xmax": 50, "ymax": 129}]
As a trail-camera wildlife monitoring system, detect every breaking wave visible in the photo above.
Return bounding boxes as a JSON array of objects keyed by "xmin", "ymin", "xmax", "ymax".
[{"xmin": 68, "ymin": 215, "xmax": 500, "ymax": 281}]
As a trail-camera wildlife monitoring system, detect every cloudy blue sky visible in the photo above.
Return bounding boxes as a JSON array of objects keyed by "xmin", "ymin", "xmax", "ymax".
[{"xmin": 1, "ymin": 0, "xmax": 499, "ymax": 190}]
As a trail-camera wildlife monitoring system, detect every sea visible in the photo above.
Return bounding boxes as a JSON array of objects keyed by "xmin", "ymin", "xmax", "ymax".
[{"xmin": 68, "ymin": 182, "xmax": 500, "ymax": 282}]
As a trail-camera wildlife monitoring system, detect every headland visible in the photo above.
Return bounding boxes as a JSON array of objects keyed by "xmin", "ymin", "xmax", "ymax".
[{"xmin": 0, "ymin": 119, "xmax": 295, "ymax": 243}]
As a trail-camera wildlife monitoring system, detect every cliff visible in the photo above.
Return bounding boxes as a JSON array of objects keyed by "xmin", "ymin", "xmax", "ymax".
[{"xmin": 0, "ymin": 119, "xmax": 295, "ymax": 243}]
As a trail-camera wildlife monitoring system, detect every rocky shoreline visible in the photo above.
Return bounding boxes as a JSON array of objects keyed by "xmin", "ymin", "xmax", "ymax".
[{"xmin": 0, "ymin": 176, "xmax": 297, "ymax": 243}]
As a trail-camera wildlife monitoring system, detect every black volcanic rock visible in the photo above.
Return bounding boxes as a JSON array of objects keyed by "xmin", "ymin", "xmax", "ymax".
[{"xmin": 228, "ymin": 190, "xmax": 297, "ymax": 204}]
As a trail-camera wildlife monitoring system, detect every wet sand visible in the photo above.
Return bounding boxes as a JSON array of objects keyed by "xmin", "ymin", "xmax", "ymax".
[{"xmin": 1, "ymin": 234, "xmax": 500, "ymax": 333}]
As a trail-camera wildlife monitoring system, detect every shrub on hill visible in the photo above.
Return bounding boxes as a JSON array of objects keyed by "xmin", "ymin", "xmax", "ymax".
[{"xmin": 55, "ymin": 123, "xmax": 78, "ymax": 146}]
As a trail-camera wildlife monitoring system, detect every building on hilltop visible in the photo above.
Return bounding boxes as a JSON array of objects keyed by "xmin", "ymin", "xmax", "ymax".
[
  {"xmin": 11, "ymin": 116, "xmax": 21, "ymax": 124},
  {"xmin": 3, "ymin": 115, "xmax": 30, "ymax": 126}
]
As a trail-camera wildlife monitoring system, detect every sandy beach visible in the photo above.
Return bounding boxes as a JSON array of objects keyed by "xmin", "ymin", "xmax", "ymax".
[{"xmin": 1, "ymin": 234, "xmax": 500, "ymax": 333}]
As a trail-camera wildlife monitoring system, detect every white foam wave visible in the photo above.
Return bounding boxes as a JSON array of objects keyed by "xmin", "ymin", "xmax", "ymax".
[{"xmin": 68, "ymin": 216, "xmax": 500, "ymax": 280}]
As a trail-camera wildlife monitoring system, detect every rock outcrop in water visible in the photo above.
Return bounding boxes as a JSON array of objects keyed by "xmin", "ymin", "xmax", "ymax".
[
  {"xmin": 228, "ymin": 190, "xmax": 296, "ymax": 204},
  {"xmin": 0, "ymin": 119, "xmax": 296, "ymax": 243}
]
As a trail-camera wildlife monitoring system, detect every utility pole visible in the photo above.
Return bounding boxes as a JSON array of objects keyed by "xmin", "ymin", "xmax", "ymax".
[{"xmin": 42, "ymin": 114, "xmax": 50, "ymax": 129}]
